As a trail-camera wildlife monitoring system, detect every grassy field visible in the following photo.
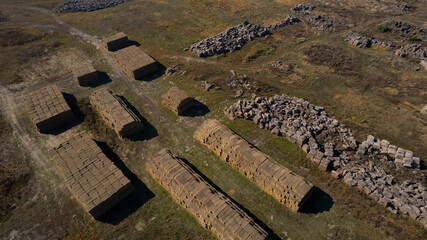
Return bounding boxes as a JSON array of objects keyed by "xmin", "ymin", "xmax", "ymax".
[{"xmin": 0, "ymin": 0, "xmax": 426, "ymax": 239}]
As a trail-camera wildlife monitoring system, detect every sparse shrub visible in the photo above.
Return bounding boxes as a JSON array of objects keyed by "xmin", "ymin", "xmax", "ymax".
[
  {"xmin": 376, "ymin": 24, "xmax": 389, "ymax": 33},
  {"xmin": 243, "ymin": 20, "xmax": 249, "ymax": 26},
  {"xmin": 410, "ymin": 31, "xmax": 420, "ymax": 41}
]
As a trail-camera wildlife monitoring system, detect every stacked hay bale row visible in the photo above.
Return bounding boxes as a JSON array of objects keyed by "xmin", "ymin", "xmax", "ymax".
[
  {"xmin": 113, "ymin": 45, "xmax": 157, "ymax": 79},
  {"xmin": 25, "ymin": 84, "xmax": 74, "ymax": 132},
  {"xmin": 71, "ymin": 61, "xmax": 99, "ymax": 86},
  {"xmin": 103, "ymin": 32, "xmax": 129, "ymax": 51},
  {"xmin": 194, "ymin": 119, "xmax": 313, "ymax": 211},
  {"xmin": 89, "ymin": 87, "xmax": 143, "ymax": 138},
  {"xmin": 146, "ymin": 149, "xmax": 269, "ymax": 240},
  {"xmin": 48, "ymin": 132, "xmax": 133, "ymax": 219},
  {"xmin": 161, "ymin": 87, "xmax": 195, "ymax": 115}
]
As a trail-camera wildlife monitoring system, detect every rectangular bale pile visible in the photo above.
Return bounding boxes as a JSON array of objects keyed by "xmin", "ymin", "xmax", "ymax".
[
  {"xmin": 89, "ymin": 87, "xmax": 144, "ymax": 138},
  {"xmin": 161, "ymin": 86, "xmax": 195, "ymax": 115},
  {"xmin": 194, "ymin": 119, "xmax": 314, "ymax": 211},
  {"xmin": 25, "ymin": 84, "xmax": 74, "ymax": 133},
  {"xmin": 71, "ymin": 62, "xmax": 98, "ymax": 86},
  {"xmin": 103, "ymin": 32, "xmax": 129, "ymax": 51},
  {"xmin": 113, "ymin": 45, "xmax": 157, "ymax": 79},
  {"xmin": 48, "ymin": 132, "xmax": 133, "ymax": 219},
  {"xmin": 146, "ymin": 149, "xmax": 268, "ymax": 240}
]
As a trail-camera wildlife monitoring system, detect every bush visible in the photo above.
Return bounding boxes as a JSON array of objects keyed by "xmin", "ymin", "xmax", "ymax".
[
  {"xmin": 243, "ymin": 20, "xmax": 249, "ymax": 26},
  {"xmin": 376, "ymin": 24, "xmax": 389, "ymax": 33}
]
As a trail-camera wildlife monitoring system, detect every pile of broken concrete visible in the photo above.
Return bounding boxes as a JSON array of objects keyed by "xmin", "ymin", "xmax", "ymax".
[{"xmin": 225, "ymin": 94, "xmax": 427, "ymax": 227}]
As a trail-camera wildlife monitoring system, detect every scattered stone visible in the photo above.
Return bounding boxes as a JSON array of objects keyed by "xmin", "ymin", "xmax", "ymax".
[
  {"xmin": 49, "ymin": 132, "xmax": 133, "ymax": 219},
  {"xmin": 147, "ymin": 149, "xmax": 269, "ymax": 240},
  {"xmin": 194, "ymin": 119, "xmax": 314, "ymax": 211},
  {"xmin": 235, "ymin": 89, "xmax": 244, "ymax": 98},
  {"xmin": 25, "ymin": 84, "xmax": 74, "ymax": 133},
  {"xmin": 305, "ymin": 14, "xmax": 346, "ymax": 31},
  {"xmin": 164, "ymin": 65, "xmax": 182, "ymax": 76},
  {"xmin": 161, "ymin": 87, "xmax": 195, "ymax": 115},
  {"xmin": 263, "ymin": 15, "xmax": 301, "ymax": 29},
  {"xmin": 89, "ymin": 88, "xmax": 144, "ymax": 138},
  {"xmin": 385, "ymin": 3, "xmax": 413, "ymax": 15},
  {"xmin": 383, "ymin": 20, "xmax": 427, "ymax": 41},
  {"xmin": 395, "ymin": 44, "xmax": 427, "ymax": 61},
  {"xmin": 54, "ymin": 0, "xmax": 130, "ymax": 13},
  {"xmin": 201, "ymin": 81, "xmax": 215, "ymax": 91},
  {"xmin": 224, "ymin": 94, "xmax": 427, "ymax": 227},
  {"xmin": 344, "ymin": 31, "xmax": 393, "ymax": 49},
  {"xmin": 291, "ymin": 4, "xmax": 316, "ymax": 14},
  {"xmin": 421, "ymin": 104, "xmax": 427, "ymax": 115}
]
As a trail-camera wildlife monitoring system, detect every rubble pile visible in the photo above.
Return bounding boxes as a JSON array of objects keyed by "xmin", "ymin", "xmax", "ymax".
[
  {"xmin": 357, "ymin": 135, "xmax": 421, "ymax": 169},
  {"xmin": 190, "ymin": 16, "xmax": 302, "ymax": 57},
  {"xmin": 305, "ymin": 14, "xmax": 346, "ymax": 31},
  {"xmin": 385, "ymin": 4, "xmax": 413, "ymax": 14},
  {"xmin": 291, "ymin": 4, "xmax": 316, "ymax": 14},
  {"xmin": 263, "ymin": 15, "xmax": 301, "ymax": 29},
  {"xmin": 190, "ymin": 23, "xmax": 270, "ymax": 57},
  {"xmin": 384, "ymin": 20, "xmax": 427, "ymax": 41},
  {"xmin": 54, "ymin": 0, "xmax": 130, "ymax": 13},
  {"xmin": 344, "ymin": 31, "xmax": 393, "ymax": 49},
  {"xmin": 225, "ymin": 94, "xmax": 426, "ymax": 227},
  {"xmin": 395, "ymin": 44, "xmax": 427, "ymax": 61}
]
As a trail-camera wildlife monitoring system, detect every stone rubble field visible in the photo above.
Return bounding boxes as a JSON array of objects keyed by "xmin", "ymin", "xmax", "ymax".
[{"xmin": 225, "ymin": 94, "xmax": 427, "ymax": 227}]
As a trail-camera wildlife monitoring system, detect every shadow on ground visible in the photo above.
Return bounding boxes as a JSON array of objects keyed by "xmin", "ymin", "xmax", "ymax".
[
  {"xmin": 298, "ymin": 186, "xmax": 334, "ymax": 214},
  {"xmin": 177, "ymin": 156, "xmax": 282, "ymax": 240},
  {"xmin": 95, "ymin": 140, "xmax": 155, "ymax": 225},
  {"xmin": 135, "ymin": 62, "xmax": 166, "ymax": 82},
  {"xmin": 182, "ymin": 99, "xmax": 210, "ymax": 117},
  {"xmin": 118, "ymin": 96, "xmax": 159, "ymax": 141}
]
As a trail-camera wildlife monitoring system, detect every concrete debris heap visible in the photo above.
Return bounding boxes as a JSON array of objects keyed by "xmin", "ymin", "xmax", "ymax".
[
  {"xmin": 357, "ymin": 135, "xmax": 421, "ymax": 169},
  {"xmin": 25, "ymin": 84, "xmax": 74, "ymax": 133},
  {"xmin": 190, "ymin": 23, "xmax": 270, "ymax": 57},
  {"xmin": 147, "ymin": 149, "xmax": 269, "ymax": 240},
  {"xmin": 71, "ymin": 61, "xmax": 99, "ymax": 86},
  {"xmin": 54, "ymin": 0, "xmax": 130, "ymax": 13},
  {"xmin": 161, "ymin": 87, "xmax": 195, "ymax": 115},
  {"xmin": 225, "ymin": 94, "xmax": 427, "ymax": 228},
  {"xmin": 90, "ymin": 88, "xmax": 144, "ymax": 138},
  {"xmin": 344, "ymin": 31, "xmax": 393, "ymax": 49},
  {"xmin": 103, "ymin": 32, "xmax": 129, "ymax": 51},
  {"xmin": 194, "ymin": 119, "xmax": 314, "ymax": 211},
  {"xmin": 49, "ymin": 132, "xmax": 133, "ymax": 219},
  {"xmin": 262, "ymin": 15, "xmax": 300, "ymax": 30},
  {"xmin": 114, "ymin": 45, "xmax": 157, "ymax": 79}
]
